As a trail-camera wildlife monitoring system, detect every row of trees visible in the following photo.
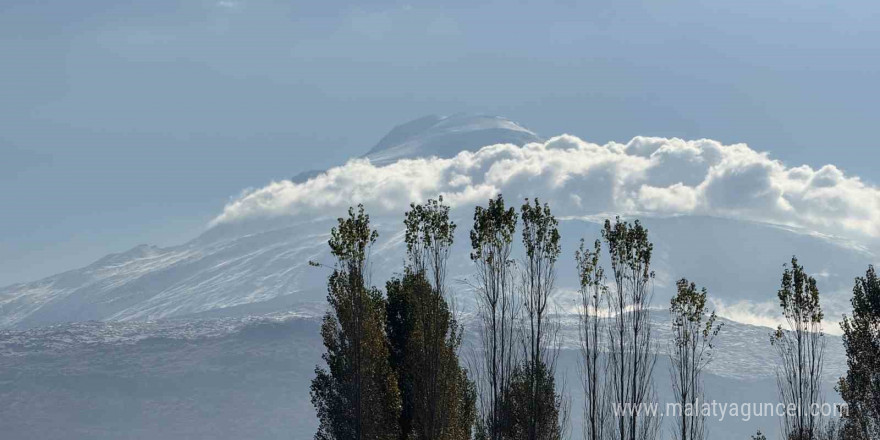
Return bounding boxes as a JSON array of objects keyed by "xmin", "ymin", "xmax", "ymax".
[
  {"xmin": 576, "ymin": 216, "xmax": 667, "ymax": 440},
  {"xmin": 309, "ymin": 194, "xmax": 879, "ymax": 440},
  {"xmin": 310, "ymin": 199, "xmax": 476, "ymax": 440},
  {"xmin": 759, "ymin": 258, "xmax": 880, "ymax": 440},
  {"xmin": 309, "ymin": 195, "xmax": 569, "ymax": 440},
  {"xmin": 469, "ymin": 195, "xmax": 568, "ymax": 440}
]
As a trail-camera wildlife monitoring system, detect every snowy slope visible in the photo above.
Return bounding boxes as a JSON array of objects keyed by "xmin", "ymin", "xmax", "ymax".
[
  {"xmin": 0, "ymin": 211, "xmax": 873, "ymax": 327},
  {"xmin": 1, "ymin": 212, "xmax": 872, "ymax": 331},
  {"xmin": 0, "ymin": 221, "xmax": 332, "ymax": 328},
  {"xmin": 0, "ymin": 114, "xmax": 873, "ymax": 440},
  {"xmin": 1, "ymin": 115, "xmax": 875, "ymax": 331}
]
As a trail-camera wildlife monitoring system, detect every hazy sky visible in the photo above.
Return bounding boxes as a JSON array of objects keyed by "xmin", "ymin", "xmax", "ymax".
[{"xmin": 1, "ymin": 0, "xmax": 878, "ymax": 286}]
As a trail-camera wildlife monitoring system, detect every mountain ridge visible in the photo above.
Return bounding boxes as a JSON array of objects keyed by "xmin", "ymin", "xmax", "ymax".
[
  {"xmin": 363, "ymin": 113, "xmax": 541, "ymax": 164},
  {"xmin": 0, "ymin": 116, "xmax": 874, "ymax": 332}
]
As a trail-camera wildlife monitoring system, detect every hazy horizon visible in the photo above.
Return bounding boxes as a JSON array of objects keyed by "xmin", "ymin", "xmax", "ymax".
[{"xmin": 3, "ymin": 0, "xmax": 880, "ymax": 286}]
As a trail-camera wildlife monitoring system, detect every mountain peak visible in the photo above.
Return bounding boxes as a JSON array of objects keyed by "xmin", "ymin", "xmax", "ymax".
[{"xmin": 364, "ymin": 114, "xmax": 541, "ymax": 165}]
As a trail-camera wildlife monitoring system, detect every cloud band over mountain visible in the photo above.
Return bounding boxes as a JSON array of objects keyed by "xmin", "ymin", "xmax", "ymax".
[{"xmin": 213, "ymin": 135, "xmax": 880, "ymax": 241}]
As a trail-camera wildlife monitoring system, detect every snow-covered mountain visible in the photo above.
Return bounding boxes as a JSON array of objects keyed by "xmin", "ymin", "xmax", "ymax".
[
  {"xmin": 1, "ymin": 114, "xmax": 875, "ymax": 331},
  {"xmin": 0, "ymin": 114, "xmax": 543, "ymax": 328},
  {"xmin": 1, "ymin": 212, "xmax": 872, "ymax": 331},
  {"xmin": 364, "ymin": 114, "xmax": 541, "ymax": 164},
  {"xmin": 0, "ymin": 114, "xmax": 876, "ymax": 439},
  {"xmin": 289, "ymin": 114, "xmax": 539, "ymax": 182}
]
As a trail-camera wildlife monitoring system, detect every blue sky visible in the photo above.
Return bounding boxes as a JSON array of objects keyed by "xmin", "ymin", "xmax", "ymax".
[{"xmin": 1, "ymin": 0, "xmax": 878, "ymax": 286}]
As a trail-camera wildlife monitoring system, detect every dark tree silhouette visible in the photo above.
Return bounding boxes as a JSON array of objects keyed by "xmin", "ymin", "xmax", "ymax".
[
  {"xmin": 310, "ymin": 205, "xmax": 401, "ymax": 440},
  {"xmin": 502, "ymin": 360, "xmax": 566, "ymax": 440},
  {"xmin": 771, "ymin": 256, "xmax": 826, "ymax": 440},
  {"xmin": 668, "ymin": 279, "xmax": 721, "ymax": 440},
  {"xmin": 470, "ymin": 194, "xmax": 519, "ymax": 440},
  {"xmin": 603, "ymin": 217, "xmax": 660, "ymax": 440},
  {"xmin": 838, "ymin": 265, "xmax": 880, "ymax": 440},
  {"xmin": 503, "ymin": 198, "xmax": 568, "ymax": 440},
  {"xmin": 576, "ymin": 238, "xmax": 608, "ymax": 440},
  {"xmin": 386, "ymin": 197, "xmax": 476, "ymax": 440}
]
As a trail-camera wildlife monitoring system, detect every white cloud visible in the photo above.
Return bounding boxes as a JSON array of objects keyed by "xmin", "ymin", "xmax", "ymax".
[
  {"xmin": 211, "ymin": 135, "xmax": 880, "ymax": 241},
  {"xmin": 711, "ymin": 298, "xmax": 845, "ymax": 335},
  {"xmin": 710, "ymin": 299, "xmax": 784, "ymax": 331}
]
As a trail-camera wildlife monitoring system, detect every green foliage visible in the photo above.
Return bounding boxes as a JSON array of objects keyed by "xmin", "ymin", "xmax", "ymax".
[
  {"xmin": 404, "ymin": 195, "xmax": 456, "ymax": 280},
  {"xmin": 838, "ymin": 265, "xmax": 880, "ymax": 439},
  {"xmin": 386, "ymin": 273, "xmax": 476, "ymax": 440},
  {"xmin": 470, "ymin": 194, "xmax": 518, "ymax": 263},
  {"xmin": 777, "ymin": 256, "xmax": 824, "ymax": 326},
  {"xmin": 670, "ymin": 279, "xmax": 722, "ymax": 347},
  {"xmin": 387, "ymin": 197, "xmax": 476, "ymax": 440},
  {"xmin": 310, "ymin": 205, "xmax": 401, "ymax": 440},
  {"xmin": 669, "ymin": 279, "xmax": 722, "ymax": 440},
  {"xmin": 305, "ymin": 198, "xmax": 877, "ymax": 440},
  {"xmin": 602, "ymin": 216, "xmax": 653, "ymax": 283},
  {"xmin": 385, "ymin": 276, "xmax": 415, "ymax": 438},
  {"xmin": 771, "ymin": 256, "xmax": 826, "ymax": 440},
  {"xmin": 328, "ymin": 205, "xmax": 380, "ymax": 269},
  {"xmin": 470, "ymin": 194, "xmax": 519, "ymax": 440},
  {"xmin": 601, "ymin": 216, "xmax": 660, "ymax": 440},
  {"xmin": 501, "ymin": 361, "xmax": 564, "ymax": 440},
  {"xmin": 576, "ymin": 238, "xmax": 607, "ymax": 440},
  {"xmin": 520, "ymin": 198, "xmax": 560, "ymax": 266},
  {"xmin": 575, "ymin": 239, "xmax": 604, "ymax": 301},
  {"xmin": 517, "ymin": 198, "xmax": 566, "ymax": 440}
]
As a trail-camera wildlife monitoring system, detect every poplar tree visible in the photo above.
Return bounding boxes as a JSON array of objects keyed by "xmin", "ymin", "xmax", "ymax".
[
  {"xmin": 310, "ymin": 205, "xmax": 401, "ymax": 440},
  {"xmin": 838, "ymin": 265, "xmax": 880, "ymax": 440},
  {"xmin": 470, "ymin": 194, "xmax": 519, "ymax": 440},
  {"xmin": 576, "ymin": 238, "xmax": 608, "ymax": 440},
  {"xmin": 669, "ymin": 278, "xmax": 721, "ymax": 440},
  {"xmin": 386, "ymin": 197, "xmax": 476, "ymax": 440},
  {"xmin": 772, "ymin": 256, "xmax": 826, "ymax": 440},
  {"xmin": 604, "ymin": 217, "xmax": 660, "ymax": 440},
  {"xmin": 503, "ymin": 198, "xmax": 567, "ymax": 440}
]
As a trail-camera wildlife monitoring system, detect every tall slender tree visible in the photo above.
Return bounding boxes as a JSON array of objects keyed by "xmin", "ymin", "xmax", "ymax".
[
  {"xmin": 772, "ymin": 256, "xmax": 826, "ymax": 440},
  {"xmin": 503, "ymin": 198, "xmax": 567, "ymax": 440},
  {"xmin": 603, "ymin": 217, "xmax": 660, "ymax": 440},
  {"xmin": 576, "ymin": 238, "xmax": 608, "ymax": 440},
  {"xmin": 310, "ymin": 205, "xmax": 401, "ymax": 440},
  {"xmin": 386, "ymin": 197, "xmax": 476, "ymax": 440},
  {"xmin": 470, "ymin": 194, "xmax": 519, "ymax": 440},
  {"xmin": 403, "ymin": 196, "xmax": 455, "ymax": 295},
  {"xmin": 668, "ymin": 278, "xmax": 721, "ymax": 440},
  {"xmin": 838, "ymin": 265, "xmax": 880, "ymax": 440}
]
